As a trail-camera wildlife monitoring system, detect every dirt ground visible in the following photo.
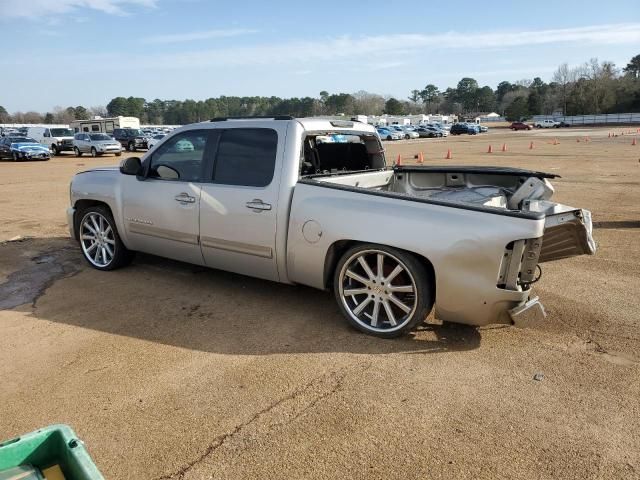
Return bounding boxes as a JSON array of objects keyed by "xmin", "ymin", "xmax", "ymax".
[{"xmin": 1, "ymin": 126, "xmax": 639, "ymax": 479}]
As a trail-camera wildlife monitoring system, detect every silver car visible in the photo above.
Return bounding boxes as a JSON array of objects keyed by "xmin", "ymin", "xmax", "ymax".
[{"xmin": 73, "ymin": 133, "xmax": 122, "ymax": 157}]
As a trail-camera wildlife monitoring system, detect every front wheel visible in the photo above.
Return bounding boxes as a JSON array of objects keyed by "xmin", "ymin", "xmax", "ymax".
[
  {"xmin": 127, "ymin": 142, "xmax": 136, "ymax": 152},
  {"xmin": 12, "ymin": 152, "xmax": 19, "ymax": 161},
  {"xmin": 74, "ymin": 147, "xmax": 82, "ymax": 157},
  {"xmin": 78, "ymin": 206, "xmax": 134, "ymax": 271},
  {"xmin": 51, "ymin": 144, "xmax": 59, "ymax": 156},
  {"xmin": 333, "ymin": 244, "xmax": 434, "ymax": 338},
  {"xmin": 91, "ymin": 147, "xmax": 97, "ymax": 157}
]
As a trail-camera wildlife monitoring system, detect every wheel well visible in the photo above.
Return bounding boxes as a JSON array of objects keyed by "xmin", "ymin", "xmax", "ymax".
[
  {"xmin": 72, "ymin": 200, "xmax": 113, "ymax": 240},
  {"xmin": 323, "ymin": 240, "xmax": 436, "ymax": 299}
]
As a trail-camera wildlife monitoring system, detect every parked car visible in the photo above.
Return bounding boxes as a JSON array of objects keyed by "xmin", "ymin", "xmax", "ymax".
[
  {"xmin": 387, "ymin": 125, "xmax": 418, "ymax": 140},
  {"xmin": 26, "ymin": 127, "xmax": 74, "ymax": 155},
  {"xmin": 399, "ymin": 126, "xmax": 420, "ymax": 139},
  {"xmin": 73, "ymin": 133, "xmax": 122, "ymax": 157},
  {"xmin": 0, "ymin": 136, "xmax": 50, "ymax": 161},
  {"xmin": 376, "ymin": 127, "xmax": 401, "ymax": 141},
  {"xmin": 67, "ymin": 117, "xmax": 595, "ymax": 338},
  {"xmin": 534, "ymin": 119, "xmax": 559, "ymax": 128},
  {"xmin": 450, "ymin": 123, "xmax": 477, "ymax": 135},
  {"xmin": 510, "ymin": 122, "xmax": 533, "ymax": 131},
  {"xmin": 147, "ymin": 133, "xmax": 167, "ymax": 149},
  {"xmin": 426, "ymin": 124, "xmax": 448, "ymax": 137},
  {"xmin": 478, "ymin": 125, "xmax": 489, "ymax": 133},
  {"xmin": 112, "ymin": 128, "xmax": 148, "ymax": 152},
  {"xmin": 418, "ymin": 126, "xmax": 444, "ymax": 137},
  {"xmin": 555, "ymin": 121, "xmax": 571, "ymax": 128}
]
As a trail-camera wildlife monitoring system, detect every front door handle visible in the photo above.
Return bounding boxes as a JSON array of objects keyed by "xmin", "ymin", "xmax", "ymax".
[
  {"xmin": 246, "ymin": 199, "xmax": 272, "ymax": 212},
  {"xmin": 175, "ymin": 192, "xmax": 196, "ymax": 204}
]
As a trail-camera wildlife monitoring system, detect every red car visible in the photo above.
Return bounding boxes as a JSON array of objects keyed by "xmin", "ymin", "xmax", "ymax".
[{"xmin": 510, "ymin": 122, "xmax": 532, "ymax": 131}]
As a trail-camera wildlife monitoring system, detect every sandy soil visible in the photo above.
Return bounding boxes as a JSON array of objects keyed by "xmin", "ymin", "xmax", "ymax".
[{"xmin": 0, "ymin": 126, "xmax": 639, "ymax": 479}]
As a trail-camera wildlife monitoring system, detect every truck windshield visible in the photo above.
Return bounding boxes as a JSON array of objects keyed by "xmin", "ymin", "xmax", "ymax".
[{"xmin": 51, "ymin": 128, "xmax": 74, "ymax": 136}]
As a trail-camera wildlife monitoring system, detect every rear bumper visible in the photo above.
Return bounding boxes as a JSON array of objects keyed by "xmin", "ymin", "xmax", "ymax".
[{"xmin": 509, "ymin": 296, "xmax": 546, "ymax": 328}]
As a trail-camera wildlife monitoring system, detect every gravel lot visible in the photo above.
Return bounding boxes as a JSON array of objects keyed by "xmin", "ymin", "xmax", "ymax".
[{"xmin": 1, "ymin": 126, "xmax": 639, "ymax": 479}]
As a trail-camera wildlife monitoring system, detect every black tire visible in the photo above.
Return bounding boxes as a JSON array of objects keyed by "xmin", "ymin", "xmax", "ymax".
[
  {"xmin": 12, "ymin": 152, "xmax": 19, "ymax": 161},
  {"xmin": 51, "ymin": 144, "xmax": 59, "ymax": 156},
  {"xmin": 77, "ymin": 205, "xmax": 134, "ymax": 271},
  {"xmin": 333, "ymin": 243, "xmax": 434, "ymax": 338},
  {"xmin": 386, "ymin": 135, "xmax": 392, "ymax": 141},
  {"xmin": 115, "ymin": 151, "xmax": 122, "ymax": 157},
  {"xmin": 127, "ymin": 142, "xmax": 136, "ymax": 152},
  {"xmin": 74, "ymin": 147, "xmax": 82, "ymax": 157},
  {"xmin": 91, "ymin": 147, "xmax": 97, "ymax": 157}
]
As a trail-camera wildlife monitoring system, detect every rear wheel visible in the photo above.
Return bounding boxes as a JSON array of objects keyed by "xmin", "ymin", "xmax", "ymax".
[
  {"xmin": 333, "ymin": 244, "xmax": 433, "ymax": 338},
  {"xmin": 74, "ymin": 147, "xmax": 82, "ymax": 157},
  {"xmin": 78, "ymin": 206, "xmax": 134, "ymax": 271}
]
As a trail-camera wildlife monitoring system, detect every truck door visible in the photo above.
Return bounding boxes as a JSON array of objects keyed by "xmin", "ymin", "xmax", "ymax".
[
  {"xmin": 199, "ymin": 127, "xmax": 282, "ymax": 282},
  {"xmin": 120, "ymin": 129, "xmax": 214, "ymax": 266}
]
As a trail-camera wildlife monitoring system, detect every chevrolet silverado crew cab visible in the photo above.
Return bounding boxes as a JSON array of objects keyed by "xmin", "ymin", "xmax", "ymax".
[{"xmin": 67, "ymin": 117, "xmax": 595, "ymax": 338}]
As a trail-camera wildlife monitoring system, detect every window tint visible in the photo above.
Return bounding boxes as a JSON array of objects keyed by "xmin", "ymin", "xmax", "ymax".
[
  {"xmin": 213, "ymin": 128, "xmax": 277, "ymax": 187},
  {"xmin": 149, "ymin": 129, "xmax": 209, "ymax": 182}
]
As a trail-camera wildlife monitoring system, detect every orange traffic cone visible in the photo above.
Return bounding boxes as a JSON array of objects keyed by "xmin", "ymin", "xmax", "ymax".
[
  {"xmin": 501, "ymin": 143, "xmax": 507, "ymax": 152},
  {"xmin": 553, "ymin": 138, "xmax": 559, "ymax": 145},
  {"xmin": 529, "ymin": 141, "xmax": 534, "ymax": 150},
  {"xmin": 487, "ymin": 145, "xmax": 493, "ymax": 153},
  {"xmin": 576, "ymin": 138, "xmax": 581, "ymax": 143},
  {"xmin": 585, "ymin": 136, "xmax": 590, "ymax": 142},
  {"xmin": 396, "ymin": 154, "xmax": 402, "ymax": 166},
  {"xmin": 445, "ymin": 149, "xmax": 452, "ymax": 159},
  {"xmin": 608, "ymin": 132, "xmax": 611, "ymax": 138},
  {"xmin": 417, "ymin": 152, "xmax": 424, "ymax": 163},
  {"xmin": 633, "ymin": 138, "xmax": 637, "ymax": 146}
]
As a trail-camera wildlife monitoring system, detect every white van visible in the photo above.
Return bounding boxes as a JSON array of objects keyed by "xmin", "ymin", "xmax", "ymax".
[{"xmin": 26, "ymin": 126, "xmax": 75, "ymax": 155}]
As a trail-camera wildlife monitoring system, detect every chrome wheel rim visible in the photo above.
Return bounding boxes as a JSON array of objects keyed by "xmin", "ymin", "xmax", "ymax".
[
  {"xmin": 339, "ymin": 250, "xmax": 417, "ymax": 333},
  {"xmin": 80, "ymin": 212, "xmax": 115, "ymax": 268}
]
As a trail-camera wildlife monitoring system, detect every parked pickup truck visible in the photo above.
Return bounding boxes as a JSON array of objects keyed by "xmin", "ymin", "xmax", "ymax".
[
  {"xmin": 67, "ymin": 117, "xmax": 595, "ymax": 338},
  {"xmin": 534, "ymin": 119, "xmax": 560, "ymax": 128}
]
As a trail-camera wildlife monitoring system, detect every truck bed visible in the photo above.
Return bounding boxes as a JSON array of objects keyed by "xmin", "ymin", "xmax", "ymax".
[{"xmin": 301, "ymin": 165, "xmax": 595, "ymax": 262}]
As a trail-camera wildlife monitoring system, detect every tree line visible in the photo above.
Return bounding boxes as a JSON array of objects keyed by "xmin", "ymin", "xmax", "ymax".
[{"xmin": 1, "ymin": 54, "xmax": 638, "ymax": 125}]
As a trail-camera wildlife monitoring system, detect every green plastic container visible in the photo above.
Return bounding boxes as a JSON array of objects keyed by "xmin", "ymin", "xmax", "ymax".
[{"xmin": 0, "ymin": 425, "xmax": 104, "ymax": 480}]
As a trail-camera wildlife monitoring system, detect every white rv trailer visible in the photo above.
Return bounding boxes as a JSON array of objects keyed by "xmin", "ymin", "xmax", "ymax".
[{"xmin": 70, "ymin": 116, "xmax": 140, "ymax": 134}]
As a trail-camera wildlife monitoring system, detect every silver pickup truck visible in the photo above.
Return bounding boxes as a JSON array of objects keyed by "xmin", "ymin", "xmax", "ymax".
[{"xmin": 67, "ymin": 117, "xmax": 595, "ymax": 338}]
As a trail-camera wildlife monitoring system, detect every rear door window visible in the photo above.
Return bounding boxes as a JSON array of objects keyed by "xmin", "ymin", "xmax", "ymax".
[{"xmin": 212, "ymin": 128, "xmax": 278, "ymax": 187}]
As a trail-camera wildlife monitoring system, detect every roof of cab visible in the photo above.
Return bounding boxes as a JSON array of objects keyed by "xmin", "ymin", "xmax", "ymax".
[{"xmin": 204, "ymin": 116, "xmax": 376, "ymax": 133}]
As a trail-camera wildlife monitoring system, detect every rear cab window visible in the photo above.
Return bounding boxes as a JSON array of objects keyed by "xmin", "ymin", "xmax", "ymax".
[{"xmin": 212, "ymin": 128, "xmax": 278, "ymax": 187}]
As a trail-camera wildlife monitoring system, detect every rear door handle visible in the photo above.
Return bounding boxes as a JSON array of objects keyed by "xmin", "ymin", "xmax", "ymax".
[
  {"xmin": 175, "ymin": 193, "xmax": 196, "ymax": 204},
  {"xmin": 246, "ymin": 199, "xmax": 272, "ymax": 212}
]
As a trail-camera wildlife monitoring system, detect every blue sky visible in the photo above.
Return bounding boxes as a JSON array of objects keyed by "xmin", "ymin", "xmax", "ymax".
[{"xmin": 1, "ymin": 0, "xmax": 639, "ymax": 112}]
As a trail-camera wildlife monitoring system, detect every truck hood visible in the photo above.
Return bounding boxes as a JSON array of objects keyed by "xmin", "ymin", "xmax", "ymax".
[{"xmin": 77, "ymin": 166, "xmax": 120, "ymax": 175}]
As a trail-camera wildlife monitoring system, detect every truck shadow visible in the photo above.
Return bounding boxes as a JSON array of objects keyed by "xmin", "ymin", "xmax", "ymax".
[{"xmin": 2, "ymin": 237, "xmax": 481, "ymax": 356}]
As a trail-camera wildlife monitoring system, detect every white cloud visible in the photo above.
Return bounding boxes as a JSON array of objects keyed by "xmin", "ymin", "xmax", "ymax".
[
  {"xmin": 126, "ymin": 23, "xmax": 640, "ymax": 70},
  {"xmin": 141, "ymin": 28, "xmax": 259, "ymax": 45},
  {"xmin": 0, "ymin": 0, "xmax": 156, "ymax": 18}
]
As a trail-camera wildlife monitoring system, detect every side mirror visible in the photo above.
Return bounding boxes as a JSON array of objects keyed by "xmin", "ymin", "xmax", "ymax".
[{"xmin": 120, "ymin": 157, "xmax": 142, "ymax": 176}]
